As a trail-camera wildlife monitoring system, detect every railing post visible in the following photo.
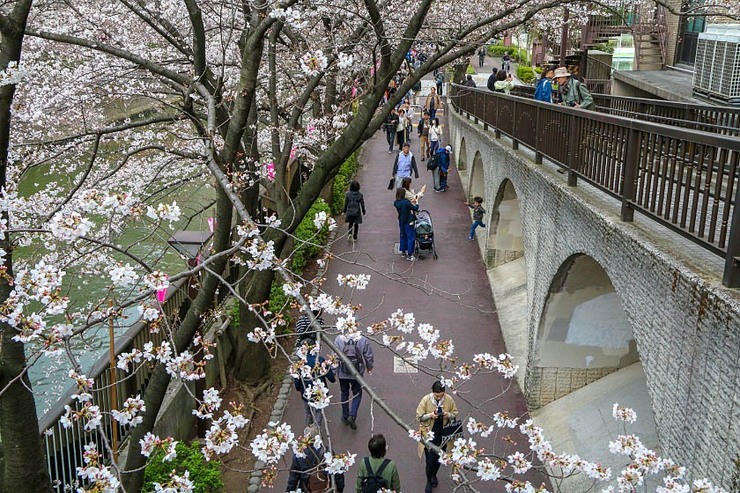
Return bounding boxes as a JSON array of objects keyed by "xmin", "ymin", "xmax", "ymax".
[
  {"xmin": 512, "ymin": 100, "xmax": 519, "ymax": 150},
  {"xmin": 620, "ymin": 127, "xmax": 639, "ymax": 222},
  {"xmin": 483, "ymin": 93, "xmax": 489, "ymax": 131},
  {"xmin": 535, "ymin": 106, "xmax": 543, "ymax": 164},
  {"xmin": 567, "ymin": 112, "xmax": 580, "ymax": 186},
  {"xmin": 723, "ymin": 183, "xmax": 740, "ymax": 287}
]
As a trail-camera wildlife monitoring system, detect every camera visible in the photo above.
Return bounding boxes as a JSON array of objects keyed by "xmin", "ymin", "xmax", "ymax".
[{"xmin": 566, "ymin": 101, "xmax": 577, "ymax": 107}]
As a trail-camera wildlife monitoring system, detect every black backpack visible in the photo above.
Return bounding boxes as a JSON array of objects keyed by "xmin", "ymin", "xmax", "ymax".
[
  {"xmin": 427, "ymin": 153, "xmax": 441, "ymax": 170},
  {"xmin": 360, "ymin": 457, "xmax": 390, "ymax": 493}
]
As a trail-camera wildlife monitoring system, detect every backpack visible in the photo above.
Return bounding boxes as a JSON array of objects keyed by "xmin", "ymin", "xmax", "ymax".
[
  {"xmin": 360, "ymin": 458, "xmax": 390, "ymax": 493},
  {"xmin": 341, "ymin": 339, "xmax": 364, "ymax": 374},
  {"xmin": 305, "ymin": 449, "xmax": 330, "ymax": 493},
  {"xmin": 345, "ymin": 196, "xmax": 361, "ymax": 217},
  {"xmin": 426, "ymin": 153, "xmax": 441, "ymax": 170}
]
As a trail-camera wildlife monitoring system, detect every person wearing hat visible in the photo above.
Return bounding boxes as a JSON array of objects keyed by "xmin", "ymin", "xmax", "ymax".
[
  {"xmin": 392, "ymin": 142, "xmax": 419, "ymax": 190},
  {"xmin": 553, "ymin": 67, "xmax": 594, "ymax": 110},
  {"xmin": 431, "ymin": 145, "xmax": 452, "ymax": 192}
]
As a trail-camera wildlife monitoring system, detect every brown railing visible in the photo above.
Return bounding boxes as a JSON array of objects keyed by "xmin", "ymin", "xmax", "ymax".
[
  {"xmin": 452, "ymin": 84, "xmax": 740, "ymax": 287},
  {"xmin": 38, "ymin": 278, "xmax": 190, "ymax": 489},
  {"xmin": 510, "ymin": 86, "xmax": 740, "ymax": 136}
]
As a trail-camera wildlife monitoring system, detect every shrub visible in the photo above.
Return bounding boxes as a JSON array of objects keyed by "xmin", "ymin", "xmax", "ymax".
[
  {"xmin": 465, "ymin": 64, "xmax": 476, "ymax": 75},
  {"xmin": 486, "ymin": 43, "xmax": 529, "ymax": 65},
  {"xmin": 331, "ymin": 152, "xmax": 359, "ymax": 215},
  {"xmin": 516, "ymin": 65, "xmax": 537, "ymax": 84},
  {"xmin": 143, "ymin": 441, "xmax": 223, "ymax": 493},
  {"xmin": 291, "ymin": 198, "xmax": 331, "ymax": 273}
]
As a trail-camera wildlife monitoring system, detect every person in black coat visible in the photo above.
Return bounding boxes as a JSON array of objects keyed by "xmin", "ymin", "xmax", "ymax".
[
  {"xmin": 344, "ymin": 180, "xmax": 366, "ymax": 242},
  {"xmin": 487, "ymin": 67, "xmax": 498, "ymax": 91},
  {"xmin": 285, "ymin": 426, "xmax": 345, "ymax": 493}
]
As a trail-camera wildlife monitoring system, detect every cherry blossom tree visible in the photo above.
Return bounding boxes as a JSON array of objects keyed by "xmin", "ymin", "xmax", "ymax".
[{"xmin": 0, "ymin": 0, "xmax": 737, "ymax": 491}]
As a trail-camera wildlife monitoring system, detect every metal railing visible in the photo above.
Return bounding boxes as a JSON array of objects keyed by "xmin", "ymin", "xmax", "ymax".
[
  {"xmin": 451, "ymin": 84, "xmax": 740, "ymax": 287},
  {"xmin": 38, "ymin": 278, "xmax": 190, "ymax": 489},
  {"xmin": 510, "ymin": 86, "xmax": 740, "ymax": 136}
]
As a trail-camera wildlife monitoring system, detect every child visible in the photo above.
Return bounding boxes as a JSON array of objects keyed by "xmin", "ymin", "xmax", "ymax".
[
  {"xmin": 344, "ymin": 180, "xmax": 366, "ymax": 241},
  {"xmin": 463, "ymin": 197, "xmax": 486, "ymax": 241}
]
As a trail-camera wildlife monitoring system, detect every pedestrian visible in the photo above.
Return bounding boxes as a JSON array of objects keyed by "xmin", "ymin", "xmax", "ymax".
[
  {"xmin": 295, "ymin": 309, "xmax": 325, "ymax": 346},
  {"xmin": 396, "ymin": 109, "xmax": 408, "ymax": 150},
  {"xmin": 424, "ymin": 86, "xmax": 442, "ymax": 121},
  {"xmin": 553, "ymin": 67, "xmax": 595, "ymax": 109},
  {"xmin": 430, "ymin": 145, "xmax": 451, "ymax": 192},
  {"xmin": 502, "ymin": 51, "xmax": 512, "ymax": 73},
  {"xmin": 384, "ymin": 108, "xmax": 399, "ymax": 154},
  {"xmin": 493, "ymin": 70, "xmax": 514, "ymax": 94},
  {"xmin": 293, "ymin": 340, "xmax": 335, "ymax": 428},
  {"xmin": 334, "ymin": 333, "xmax": 374, "ymax": 430},
  {"xmin": 402, "ymin": 100, "xmax": 414, "ymax": 142},
  {"xmin": 392, "ymin": 142, "xmax": 419, "ymax": 190},
  {"xmin": 434, "ymin": 71, "xmax": 444, "ymax": 96},
  {"xmin": 356, "ymin": 434, "xmax": 401, "ymax": 493},
  {"xmin": 417, "ymin": 111, "xmax": 430, "ymax": 161},
  {"xmin": 477, "ymin": 46, "xmax": 486, "ymax": 68},
  {"xmin": 344, "ymin": 180, "xmax": 366, "ymax": 242},
  {"xmin": 285, "ymin": 425, "xmax": 345, "ymax": 493},
  {"xmin": 463, "ymin": 196, "xmax": 486, "ymax": 241},
  {"xmin": 428, "ymin": 118, "xmax": 442, "ymax": 157},
  {"xmin": 463, "ymin": 74, "xmax": 476, "ymax": 88},
  {"xmin": 401, "ymin": 177, "xmax": 424, "ymax": 204},
  {"xmin": 416, "ymin": 381, "xmax": 459, "ymax": 493},
  {"xmin": 534, "ymin": 66, "xmax": 555, "ymax": 103},
  {"xmin": 394, "ymin": 186, "xmax": 419, "ymax": 261},
  {"xmin": 486, "ymin": 66, "xmax": 498, "ymax": 91}
]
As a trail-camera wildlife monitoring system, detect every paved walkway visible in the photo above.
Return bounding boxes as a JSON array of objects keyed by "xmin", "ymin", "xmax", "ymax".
[{"xmin": 272, "ymin": 80, "xmax": 539, "ymax": 493}]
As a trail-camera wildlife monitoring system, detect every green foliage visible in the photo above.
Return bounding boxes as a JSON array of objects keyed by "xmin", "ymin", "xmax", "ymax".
[
  {"xmin": 144, "ymin": 441, "xmax": 223, "ymax": 493},
  {"xmin": 331, "ymin": 152, "xmax": 359, "ymax": 215},
  {"xmin": 486, "ymin": 43, "xmax": 528, "ymax": 64},
  {"xmin": 516, "ymin": 65, "xmax": 537, "ymax": 84},
  {"xmin": 591, "ymin": 40, "xmax": 616, "ymax": 53},
  {"xmin": 291, "ymin": 198, "xmax": 332, "ymax": 273},
  {"xmin": 465, "ymin": 64, "xmax": 476, "ymax": 75}
]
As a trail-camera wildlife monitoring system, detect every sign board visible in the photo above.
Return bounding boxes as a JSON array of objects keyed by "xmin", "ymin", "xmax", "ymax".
[{"xmin": 393, "ymin": 356, "xmax": 418, "ymax": 373}]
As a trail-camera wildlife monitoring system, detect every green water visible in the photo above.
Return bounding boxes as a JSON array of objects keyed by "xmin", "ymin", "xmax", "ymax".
[{"xmin": 17, "ymin": 162, "xmax": 216, "ymax": 415}]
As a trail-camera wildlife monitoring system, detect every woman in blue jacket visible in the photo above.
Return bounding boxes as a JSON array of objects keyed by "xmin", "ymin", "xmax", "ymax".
[{"xmin": 393, "ymin": 187, "xmax": 419, "ymax": 261}]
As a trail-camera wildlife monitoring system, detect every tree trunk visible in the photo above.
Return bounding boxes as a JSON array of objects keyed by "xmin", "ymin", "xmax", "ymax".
[
  {"xmin": 121, "ymin": 188, "xmax": 233, "ymax": 492},
  {"xmin": 0, "ymin": 2, "xmax": 53, "ymax": 491},
  {"xmin": 232, "ymin": 267, "xmax": 275, "ymax": 383}
]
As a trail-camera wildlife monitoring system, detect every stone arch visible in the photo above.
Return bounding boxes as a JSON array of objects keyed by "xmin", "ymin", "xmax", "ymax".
[
  {"xmin": 468, "ymin": 151, "xmax": 484, "ymax": 200},
  {"xmin": 486, "ymin": 179, "xmax": 523, "ymax": 268},
  {"xmin": 528, "ymin": 254, "xmax": 640, "ymax": 409},
  {"xmin": 457, "ymin": 138, "xmax": 467, "ymax": 171}
]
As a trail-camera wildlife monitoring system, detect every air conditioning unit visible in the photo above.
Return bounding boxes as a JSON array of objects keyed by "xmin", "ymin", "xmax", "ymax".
[{"xmin": 693, "ymin": 24, "xmax": 740, "ymax": 105}]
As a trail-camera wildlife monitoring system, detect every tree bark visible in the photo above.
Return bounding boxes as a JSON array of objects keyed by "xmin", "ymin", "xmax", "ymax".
[{"xmin": 0, "ymin": 2, "xmax": 54, "ymax": 491}]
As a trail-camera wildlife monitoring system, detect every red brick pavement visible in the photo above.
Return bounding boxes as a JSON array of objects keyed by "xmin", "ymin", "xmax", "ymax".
[{"xmin": 270, "ymin": 93, "xmax": 540, "ymax": 493}]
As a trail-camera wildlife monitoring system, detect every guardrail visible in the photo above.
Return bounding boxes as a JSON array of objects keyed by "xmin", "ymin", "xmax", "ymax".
[
  {"xmin": 38, "ymin": 278, "xmax": 191, "ymax": 489},
  {"xmin": 510, "ymin": 85, "xmax": 740, "ymax": 136},
  {"xmin": 451, "ymin": 84, "xmax": 740, "ymax": 287}
]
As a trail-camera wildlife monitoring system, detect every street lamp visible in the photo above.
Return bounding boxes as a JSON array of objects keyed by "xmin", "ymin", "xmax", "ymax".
[{"xmin": 167, "ymin": 230, "xmax": 213, "ymax": 260}]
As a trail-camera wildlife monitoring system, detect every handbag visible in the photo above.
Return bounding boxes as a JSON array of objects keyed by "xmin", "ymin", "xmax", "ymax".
[
  {"xmin": 440, "ymin": 417, "xmax": 463, "ymax": 447},
  {"xmin": 388, "ymin": 178, "xmax": 395, "ymax": 190}
]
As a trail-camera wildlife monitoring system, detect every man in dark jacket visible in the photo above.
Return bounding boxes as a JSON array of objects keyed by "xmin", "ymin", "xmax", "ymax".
[
  {"xmin": 286, "ymin": 425, "xmax": 345, "ymax": 493},
  {"xmin": 384, "ymin": 108, "xmax": 399, "ymax": 154},
  {"xmin": 486, "ymin": 67, "xmax": 498, "ymax": 91}
]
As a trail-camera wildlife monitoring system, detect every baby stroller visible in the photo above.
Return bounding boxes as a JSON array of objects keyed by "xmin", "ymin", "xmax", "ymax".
[{"xmin": 414, "ymin": 210, "xmax": 438, "ymax": 260}]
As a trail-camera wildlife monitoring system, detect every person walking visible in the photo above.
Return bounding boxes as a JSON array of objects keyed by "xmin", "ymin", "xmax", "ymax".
[
  {"xmin": 396, "ymin": 109, "xmax": 408, "ymax": 150},
  {"xmin": 434, "ymin": 71, "xmax": 444, "ymax": 96},
  {"xmin": 416, "ymin": 381, "xmax": 459, "ymax": 493},
  {"xmin": 295, "ymin": 309, "xmax": 325, "ymax": 346},
  {"xmin": 464, "ymin": 196, "xmax": 487, "ymax": 241},
  {"xmin": 293, "ymin": 340, "xmax": 335, "ymax": 428},
  {"xmin": 344, "ymin": 180, "xmax": 366, "ymax": 242},
  {"xmin": 403, "ymin": 100, "xmax": 415, "ymax": 142},
  {"xmin": 428, "ymin": 118, "xmax": 442, "ymax": 157},
  {"xmin": 334, "ymin": 333, "xmax": 374, "ymax": 430},
  {"xmin": 384, "ymin": 108, "xmax": 399, "ymax": 154},
  {"xmin": 502, "ymin": 51, "xmax": 512, "ymax": 73},
  {"xmin": 356, "ymin": 434, "xmax": 401, "ymax": 493},
  {"xmin": 417, "ymin": 111, "xmax": 430, "ymax": 161},
  {"xmin": 393, "ymin": 186, "xmax": 419, "ymax": 261},
  {"xmin": 285, "ymin": 425, "xmax": 345, "ymax": 493},
  {"xmin": 424, "ymin": 86, "xmax": 442, "ymax": 121},
  {"xmin": 392, "ymin": 142, "xmax": 419, "ymax": 190},
  {"xmin": 477, "ymin": 46, "xmax": 486, "ymax": 68},
  {"xmin": 553, "ymin": 67, "xmax": 595, "ymax": 109}
]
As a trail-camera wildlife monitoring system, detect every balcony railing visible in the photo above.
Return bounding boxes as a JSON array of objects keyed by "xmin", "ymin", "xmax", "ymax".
[{"xmin": 451, "ymin": 84, "xmax": 740, "ymax": 287}]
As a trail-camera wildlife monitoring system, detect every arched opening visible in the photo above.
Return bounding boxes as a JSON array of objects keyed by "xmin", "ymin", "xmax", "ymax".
[
  {"xmin": 457, "ymin": 138, "xmax": 467, "ymax": 171},
  {"xmin": 529, "ymin": 254, "xmax": 640, "ymax": 409},
  {"xmin": 468, "ymin": 151, "xmax": 484, "ymax": 200},
  {"xmin": 487, "ymin": 179, "xmax": 523, "ymax": 268}
]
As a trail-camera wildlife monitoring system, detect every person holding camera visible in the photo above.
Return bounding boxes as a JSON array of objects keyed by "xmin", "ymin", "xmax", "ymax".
[
  {"xmin": 416, "ymin": 381, "xmax": 459, "ymax": 493},
  {"xmin": 553, "ymin": 67, "xmax": 595, "ymax": 110},
  {"xmin": 493, "ymin": 70, "xmax": 514, "ymax": 94}
]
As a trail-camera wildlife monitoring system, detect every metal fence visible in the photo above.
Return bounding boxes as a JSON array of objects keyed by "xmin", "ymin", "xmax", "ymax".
[
  {"xmin": 451, "ymin": 84, "xmax": 740, "ymax": 287},
  {"xmin": 511, "ymin": 85, "xmax": 740, "ymax": 136},
  {"xmin": 38, "ymin": 278, "xmax": 191, "ymax": 489}
]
